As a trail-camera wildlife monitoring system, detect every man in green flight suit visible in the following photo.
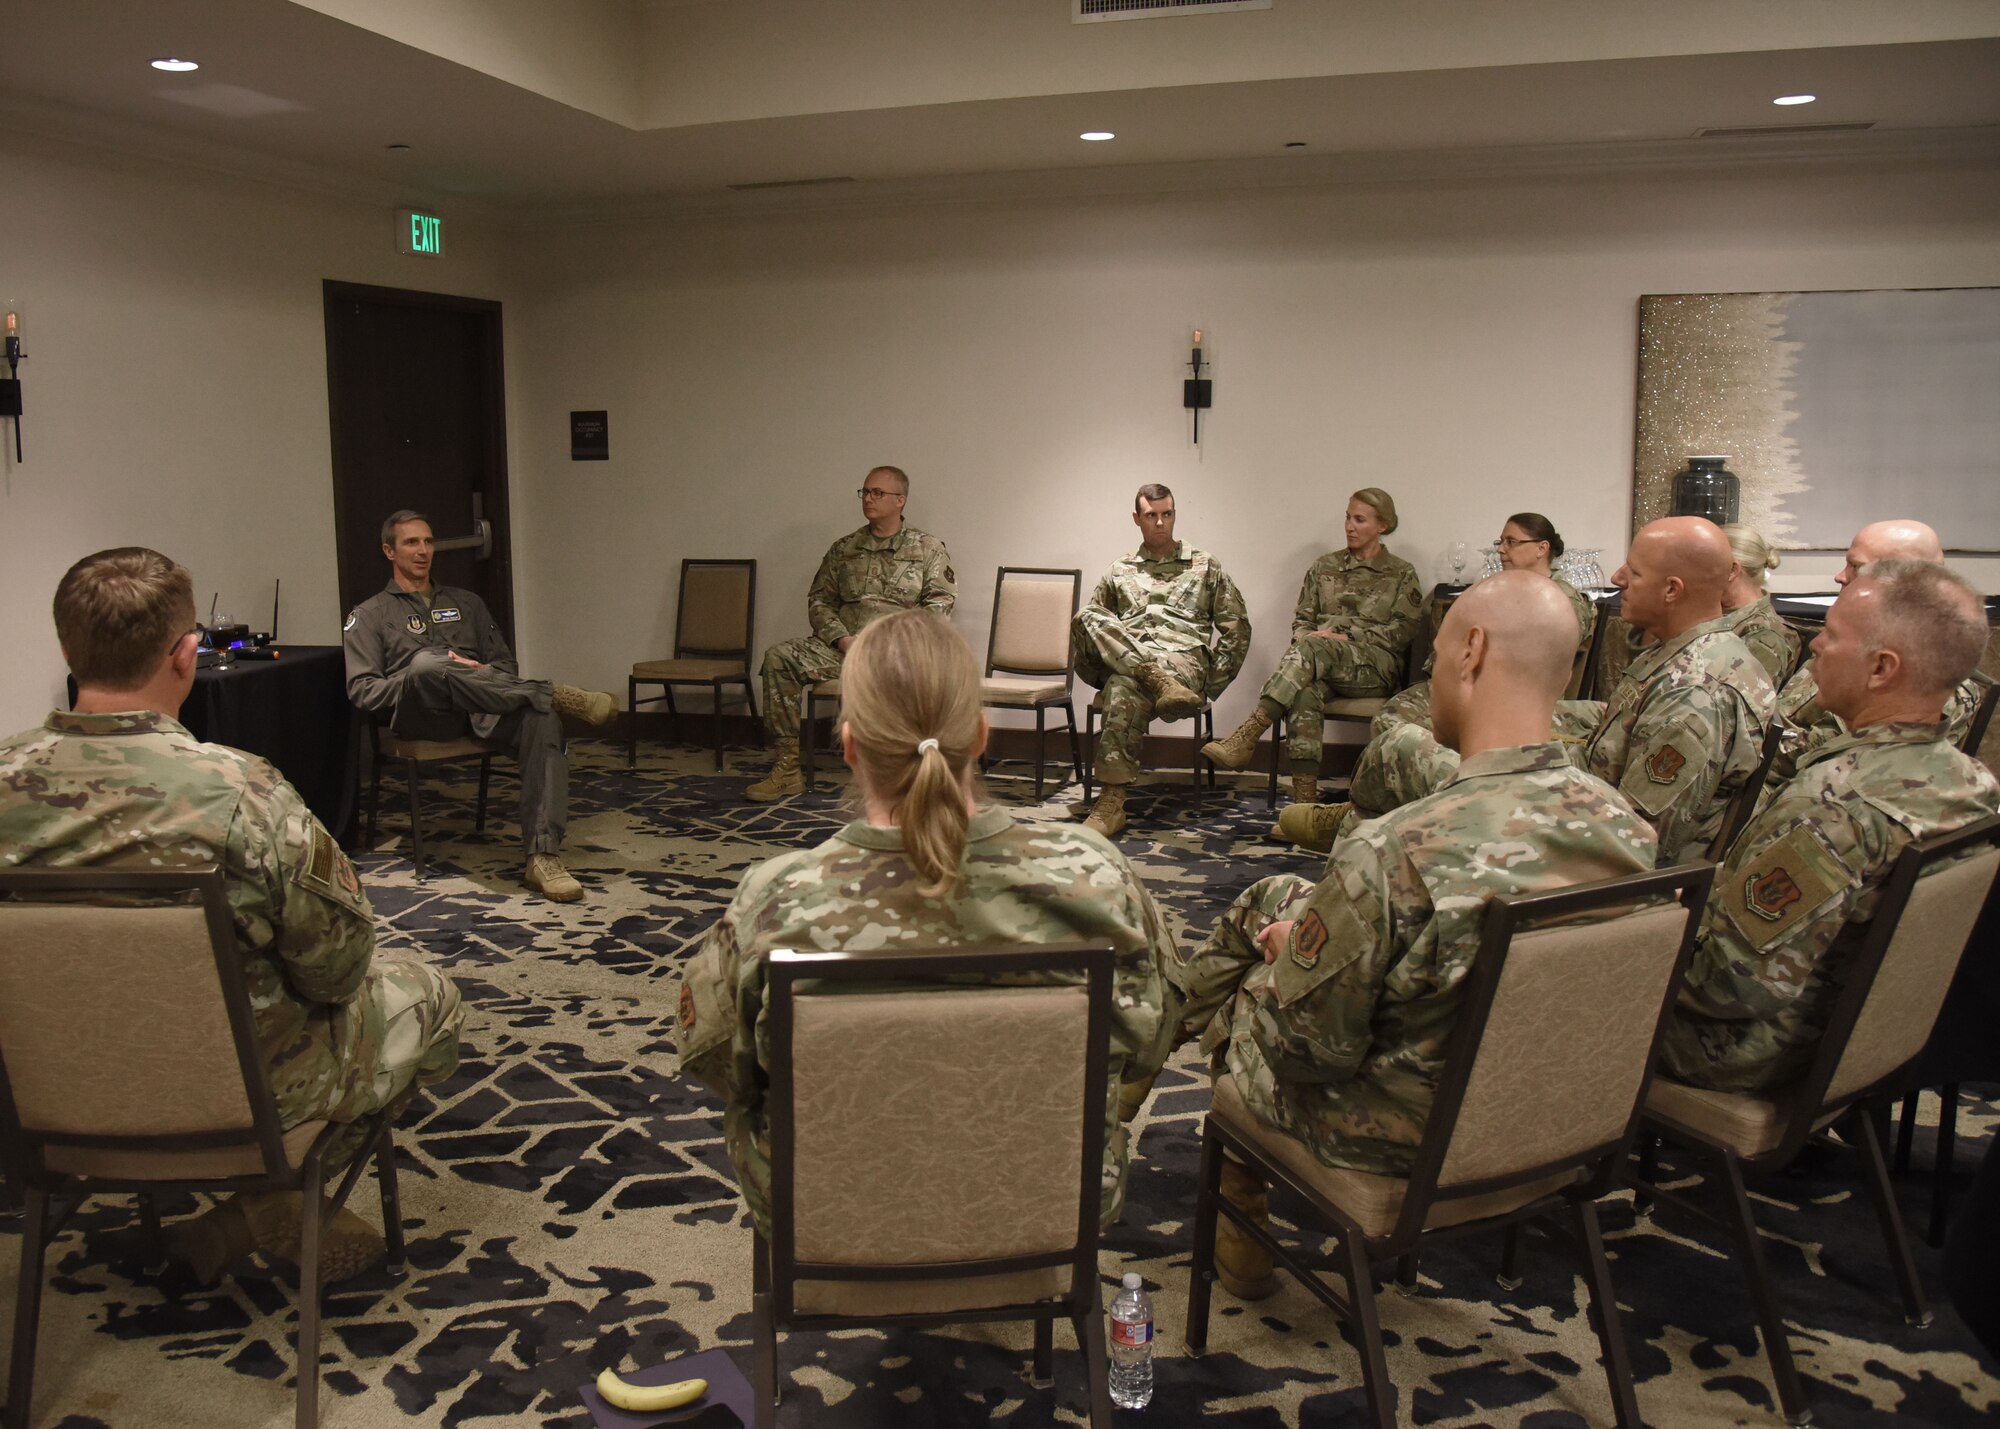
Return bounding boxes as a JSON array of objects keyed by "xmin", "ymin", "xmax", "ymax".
[
  {"xmin": 1072, "ymin": 483, "xmax": 1251, "ymax": 838},
  {"xmin": 1, "ymin": 547, "xmax": 464, "ymax": 1284},
  {"xmin": 746, "ymin": 466, "xmax": 956, "ymax": 801}
]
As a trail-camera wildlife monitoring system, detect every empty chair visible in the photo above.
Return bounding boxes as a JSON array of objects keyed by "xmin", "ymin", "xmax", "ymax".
[
  {"xmin": 978, "ymin": 567, "xmax": 1084, "ymax": 800},
  {"xmin": 629, "ymin": 558, "xmax": 758, "ymax": 771}
]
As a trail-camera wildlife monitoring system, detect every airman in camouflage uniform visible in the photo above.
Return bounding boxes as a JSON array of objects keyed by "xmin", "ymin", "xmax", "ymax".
[
  {"xmin": 1073, "ymin": 484, "xmax": 1250, "ymax": 836},
  {"xmin": 674, "ymin": 807, "xmax": 1175, "ymax": 1233},
  {"xmin": 1721, "ymin": 593, "xmax": 1802, "ymax": 688},
  {"xmin": 1767, "ymin": 662, "xmax": 1989, "ymax": 786},
  {"xmin": 747, "ymin": 467, "xmax": 956, "ymax": 800},
  {"xmin": 1663, "ymin": 560, "xmax": 2000, "ymax": 1091},
  {"xmin": 1203, "ymin": 490, "xmax": 1421, "ymax": 804}
]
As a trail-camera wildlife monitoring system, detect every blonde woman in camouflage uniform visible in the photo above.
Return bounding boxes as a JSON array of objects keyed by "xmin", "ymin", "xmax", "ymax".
[
  {"xmin": 1162, "ymin": 573, "xmax": 1658, "ymax": 1298},
  {"xmin": 676, "ymin": 609, "xmax": 1175, "ymax": 1233},
  {"xmin": 1202, "ymin": 488, "xmax": 1423, "ymax": 807},
  {"xmin": 1, "ymin": 548, "xmax": 464, "ymax": 1285},
  {"xmin": 1071, "ymin": 483, "xmax": 1251, "ymax": 837},
  {"xmin": 1663, "ymin": 560, "xmax": 1999, "ymax": 1091},
  {"xmin": 1718, "ymin": 522, "xmax": 1802, "ymax": 686}
]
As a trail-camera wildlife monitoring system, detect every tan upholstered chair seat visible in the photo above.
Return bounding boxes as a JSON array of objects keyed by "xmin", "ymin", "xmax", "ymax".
[
  {"xmin": 794, "ymin": 1265, "xmax": 1072, "ymax": 1318},
  {"xmin": 46, "ymin": 1120, "xmax": 328, "ymax": 1180},
  {"xmin": 980, "ymin": 675, "xmax": 1071, "ymax": 706},
  {"xmin": 377, "ymin": 732, "xmax": 490, "ymax": 761},
  {"xmin": 1644, "ymin": 1078, "xmax": 1785, "ymax": 1159},
  {"xmin": 1213, "ymin": 1078, "xmax": 1581, "ymax": 1240},
  {"xmin": 1322, "ymin": 696, "xmax": 1389, "ymax": 719},
  {"xmin": 631, "ymin": 656, "xmax": 746, "ymax": 680}
]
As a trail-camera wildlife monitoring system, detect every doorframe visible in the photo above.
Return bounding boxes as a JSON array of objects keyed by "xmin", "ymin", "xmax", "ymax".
[{"xmin": 321, "ymin": 280, "xmax": 516, "ymax": 639}]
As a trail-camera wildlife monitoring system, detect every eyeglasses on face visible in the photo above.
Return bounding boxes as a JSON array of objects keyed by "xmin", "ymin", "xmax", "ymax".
[
  {"xmin": 1492, "ymin": 536, "xmax": 1547, "ymax": 549},
  {"xmin": 857, "ymin": 487, "xmax": 902, "ymax": 500}
]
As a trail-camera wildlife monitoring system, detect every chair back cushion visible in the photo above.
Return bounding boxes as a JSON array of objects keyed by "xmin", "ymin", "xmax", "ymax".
[
  {"xmin": 1438, "ymin": 901, "xmax": 1688, "ymax": 1187},
  {"xmin": 679, "ymin": 563, "xmax": 753, "ymax": 654},
  {"xmin": 789, "ymin": 986, "xmax": 1088, "ymax": 1268},
  {"xmin": 0, "ymin": 901, "xmax": 254, "ymax": 1140},
  {"xmin": 991, "ymin": 574, "xmax": 1075, "ymax": 675},
  {"xmin": 1824, "ymin": 845, "xmax": 2000, "ymax": 1105}
]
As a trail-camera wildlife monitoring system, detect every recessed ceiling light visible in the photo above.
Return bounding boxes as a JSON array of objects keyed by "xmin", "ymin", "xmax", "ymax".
[
  {"xmin": 1080, "ymin": 131, "xmax": 1115, "ymax": 142},
  {"xmin": 1773, "ymin": 94, "xmax": 1817, "ymax": 106},
  {"xmin": 150, "ymin": 57, "xmax": 200, "ymax": 72}
]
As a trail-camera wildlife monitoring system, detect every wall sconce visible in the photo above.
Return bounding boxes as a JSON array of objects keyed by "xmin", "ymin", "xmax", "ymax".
[
  {"xmin": 1183, "ymin": 327, "xmax": 1212, "ymax": 445},
  {"xmin": 2, "ymin": 301, "xmax": 23, "ymax": 462}
]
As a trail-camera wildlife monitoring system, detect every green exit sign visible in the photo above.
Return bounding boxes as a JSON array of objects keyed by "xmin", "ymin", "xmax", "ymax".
[{"xmin": 395, "ymin": 209, "xmax": 444, "ymax": 258}]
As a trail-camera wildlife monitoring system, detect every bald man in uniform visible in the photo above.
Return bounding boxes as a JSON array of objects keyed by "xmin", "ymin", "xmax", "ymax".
[{"xmin": 1306, "ymin": 518, "xmax": 1775, "ymax": 865}]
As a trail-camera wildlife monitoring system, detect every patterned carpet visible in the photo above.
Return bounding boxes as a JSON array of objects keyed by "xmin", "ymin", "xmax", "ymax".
[{"xmin": 4, "ymin": 738, "xmax": 1998, "ymax": 1428}]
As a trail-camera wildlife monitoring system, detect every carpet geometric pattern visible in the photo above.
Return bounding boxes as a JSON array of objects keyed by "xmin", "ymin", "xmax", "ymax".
[{"xmin": 3, "ymin": 739, "xmax": 1997, "ymax": 1428}]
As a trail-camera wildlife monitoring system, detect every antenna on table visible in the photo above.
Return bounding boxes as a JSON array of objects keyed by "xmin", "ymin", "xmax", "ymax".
[
  {"xmin": 207, "ymin": 591, "xmax": 218, "ymax": 625},
  {"xmin": 270, "ymin": 579, "xmax": 281, "ymax": 641}
]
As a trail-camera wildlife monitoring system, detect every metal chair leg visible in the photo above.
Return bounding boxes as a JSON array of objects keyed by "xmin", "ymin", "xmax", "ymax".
[
  {"xmin": 296, "ymin": 1157, "xmax": 327, "ymax": 1429},
  {"xmin": 138, "ymin": 1192, "xmax": 165, "ymax": 1265},
  {"xmin": 1078, "ymin": 1298, "xmax": 1115, "ymax": 1429},
  {"xmin": 801, "ymin": 692, "xmax": 817, "ymax": 794},
  {"xmin": 8, "ymin": 1186, "xmax": 50, "ymax": 1429},
  {"xmin": 1033, "ymin": 706, "xmax": 1047, "ymax": 800},
  {"xmin": 1082, "ymin": 705, "xmax": 1097, "ymax": 804},
  {"xmin": 1845, "ymin": 1108, "xmax": 1933, "ymax": 1326},
  {"xmin": 627, "ymin": 677, "xmax": 640, "ymax": 768},
  {"xmin": 1185, "ymin": 1121, "xmax": 1224, "ymax": 1355},
  {"xmin": 1030, "ymin": 1315, "xmax": 1054, "ymax": 1389},
  {"xmin": 405, "ymin": 759, "xmax": 427, "ymax": 878},
  {"xmin": 711, "ymin": 679, "xmax": 726, "ymax": 771},
  {"xmin": 474, "ymin": 758, "xmax": 490, "ymax": 833},
  {"xmin": 1337, "ymin": 1230, "xmax": 1398, "ymax": 1429},
  {"xmin": 1894, "ymin": 1090, "xmax": 1919, "ymax": 1176},
  {"xmin": 376, "ymin": 1130, "xmax": 407, "ymax": 1275},
  {"xmin": 1930, "ymin": 1083, "xmax": 1959, "ymax": 1247},
  {"xmin": 1267, "ymin": 712, "xmax": 1284, "ymax": 808},
  {"xmin": 751, "ymin": 1231, "xmax": 778, "ymax": 1425},
  {"xmin": 1496, "ymin": 1222, "xmax": 1524, "ymax": 1290},
  {"xmin": 1717, "ymin": 1151, "xmax": 1814, "ymax": 1426},
  {"xmin": 1063, "ymin": 704, "xmax": 1081, "ymax": 788},
  {"xmin": 1570, "ymin": 1197, "xmax": 1644, "ymax": 1429}
]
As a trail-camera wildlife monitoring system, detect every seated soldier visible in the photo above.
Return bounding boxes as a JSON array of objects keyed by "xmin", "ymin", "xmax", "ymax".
[
  {"xmin": 344, "ymin": 509, "xmax": 619, "ymax": 902},
  {"xmin": 1662, "ymin": 560, "xmax": 1999, "ymax": 1091},
  {"xmin": 1718, "ymin": 522, "xmax": 1801, "ymax": 686},
  {"xmin": 1161, "ymin": 573, "xmax": 1657, "ymax": 1298},
  {"xmin": 1766, "ymin": 518, "xmax": 1991, "ymax": 785},
  {"xmin": 1073, "ymin": 483, "xmax": 1251, "ymax": 837},
  {"xmin": 745, "ymin": 465, "xmax": 956, "ymax": 802},
  {"xmin": 1202, "ymin": 488, "xmax": 1423, "ymax": 807},
  {"xmin": 0, "ymin": 548, "xmax": 464, "ymax": 1283},
  {"xmin": 1303, "ymin": 517, "xmax": 1775, "ymax": 865},
  {"xmin": 675, "ymin": 609, "xmax": 1175, "ymax": 1234}
]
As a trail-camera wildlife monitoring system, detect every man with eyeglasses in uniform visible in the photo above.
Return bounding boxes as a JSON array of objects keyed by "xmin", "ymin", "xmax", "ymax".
[{"xmin": 746, "ymin": 466, "xmax": 956, "ymax": 801}]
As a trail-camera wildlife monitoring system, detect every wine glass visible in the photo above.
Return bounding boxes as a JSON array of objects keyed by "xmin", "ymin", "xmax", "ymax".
[{"xmin": 1446, "ymin": 541, "xmax": 1470, "ymax": 585}]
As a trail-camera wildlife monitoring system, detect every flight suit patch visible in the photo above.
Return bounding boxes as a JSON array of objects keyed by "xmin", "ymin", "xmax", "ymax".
[
  {"xmin": 343, "ymin": 610, "xmax": 358, "ymax": 632},
  {"xmin": 406, "ymin": 615, "xmax": 426, "ymax": 635},
  {"xmin": 430, "ymin": 608, "xmax": 461, "ymax": 623}
]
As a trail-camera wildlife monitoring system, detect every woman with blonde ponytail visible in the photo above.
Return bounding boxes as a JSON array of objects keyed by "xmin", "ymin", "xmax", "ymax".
[
  {"xmin": 1720, "ymin": 523, "xmax": 1802, "ymax": 685},
  {"xmin": 674, "ymin": 609, "xmax": 1177, "ymax": 1236}
]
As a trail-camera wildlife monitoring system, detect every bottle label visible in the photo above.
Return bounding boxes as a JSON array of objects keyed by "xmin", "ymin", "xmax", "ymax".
[{"xmin": 1110, "ymin": 1317, "xmax": 1153, "ymax": 1349}]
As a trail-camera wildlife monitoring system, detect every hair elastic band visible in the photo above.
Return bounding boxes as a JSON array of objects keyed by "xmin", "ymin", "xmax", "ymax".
[{"xmin": 916, "ymin": 738, "xmax": 941, "ymax": 756}]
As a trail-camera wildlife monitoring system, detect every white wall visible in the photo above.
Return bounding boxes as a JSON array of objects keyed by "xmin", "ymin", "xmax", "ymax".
[
  {"xmin": 505, "ymin": 152, "xmax": 2000, "ymax": 736},
  {"xmin": 0, "ymin": 130, "xmax": 512, "ymax": 734}
]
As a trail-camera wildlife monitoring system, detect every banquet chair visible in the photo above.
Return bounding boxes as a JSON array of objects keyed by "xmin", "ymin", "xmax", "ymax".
[
  {"xmin": 1632, "ymin": 814, "xmax": 2000, "ymax": 1427},
  {"xmin": 629, "ymin": 558, "xmax": 758, "ymax": 771},
  {"xmin": 1187, "ymin": 861, "xmax": 1713, "ymax": 1429},
  {"xmin": 1704, "ymin": 719, "xmax": 1784, "ymax": 863},
  {"xmin": 752, "ymin": 943, "xmax": 1116, "ymax": 1429},
  {"xmin": 1082, "ymin": 695, "xmax": 1215, "ymax": 803},
  {"xmin": 0, "ymin": 867, "xmax": 406, "ymax": 1429},
  {"xmin": 978, "ymin": 567, "xmax": 1084, "ymax": 800},
  {"xmin": 365, "ymin": 720, "xmax": 492, "ymax": 878}
]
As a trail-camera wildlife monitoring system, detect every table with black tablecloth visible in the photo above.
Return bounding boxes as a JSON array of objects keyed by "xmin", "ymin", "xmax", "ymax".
[{"xmin": 70, "ymin": 644, "xmax": 359, "ymax": 843}]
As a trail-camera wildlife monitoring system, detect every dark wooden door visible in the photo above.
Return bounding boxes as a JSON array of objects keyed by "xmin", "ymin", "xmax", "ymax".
[{"xmin": 323, "ymin": 281, "xmax": 514, "ymax": 639}]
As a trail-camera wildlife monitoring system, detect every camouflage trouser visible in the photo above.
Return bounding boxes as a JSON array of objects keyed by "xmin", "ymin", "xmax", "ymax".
[
  {"xmin": 1072, "ymin": 610, "xmax": 1211, "ymax": 784},
  {"xmin": 1368, "ymin": 681, "xmax": 1434, "ymax": 741},
  {"xmin": 1257, "ymin": 636, "xmax": 1398, "ymax": 767},
  {"xmin": 396, "ymin": 652, "xmax": 567, "ymax": 855},
  {"xmin": 758, "ymin": 636, "xmax": 843, "ymax": 741},
  {"xmin": 1348, "ymin": 723, "xmax": 1458, "ymax": 817},
  {"xmin": 1163, "ymin": 872, "xmax": 1319, "ymax": 1054},
  {"xmin": 317, "ymin": 950, "xmax": 465, "ymax": 1171}
]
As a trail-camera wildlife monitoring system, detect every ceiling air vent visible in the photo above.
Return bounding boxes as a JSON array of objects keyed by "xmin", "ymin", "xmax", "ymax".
[
  {"xmin": 1695, "ymin": 121, "xmax": 1876, "ymax": 139},
  {"xmin": 1075, "ymin": 0, "xmax": 1272, "ymax": 21},
  {"xmin": 726, "ymin": 176, "xmax": 858, "ymax": 192}
]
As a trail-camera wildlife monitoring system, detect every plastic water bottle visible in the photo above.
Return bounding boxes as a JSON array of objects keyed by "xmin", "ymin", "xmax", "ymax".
[{"xmin": 1108, "ymin": 1271, "xmax": 1154, "ymax": 1408}]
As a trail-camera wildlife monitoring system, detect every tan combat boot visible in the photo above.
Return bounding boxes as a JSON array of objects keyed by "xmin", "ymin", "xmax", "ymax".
[
  {"xmin": 1290, "ymin": 772, "xmax": 1319, "ymax": 806},
  {"xmin": 1135, "ymin": 661, "xmax": 1203, "ymax": 722},
  {"xmin": 525, "ymin": 852, "xmax": 584, "ymax": 902},
  {"xmin": 1201, "ymin": 707, "xmax": 1272, "ymax": 770},
  {"xmin": 1215, "ymin": 1155, "xmax": 1280, "ymax": 1300},
  {"xmin": 746, "ymin": 738, "xmax": 804, "ymax": 802},
  {"xmin": 171, "ymin": 1191, "xmax": 386, "ymax": 1287},
  {"xmin": 551, "ymin": 683, "xmax": 618, "ymax": 726},
  {"xmin": 1082, "ymin": 783, "xmax": 1128, "ymax": 838},
  {"xmin": 1270, "ymin": 800, "xmax": 1352, "ymax": 853},
  {"xmin": 1118, "ymin": 1070, "xmax": 1159, "ymax": 1123}
]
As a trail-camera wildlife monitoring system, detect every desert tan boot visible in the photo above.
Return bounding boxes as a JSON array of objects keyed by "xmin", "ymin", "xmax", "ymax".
[
  {"xmin": 746, "ymin": 738, "xmax": 804, "ymax": 801},
  {"xmin": 551, "ymin": 683, "xmax": 618, "ymax": 726},
  {"xmin": 1136, "ymin": 661, "xmax": 1204, "ymax": 722},
  {"xmin": 1118, "ymin": 1070, "xmax": 1159, "ymax": 1123},
  {"xmin": 1082, "ymin": 783, "xmax": 1128, "ymax": 838},
  {"xmin": 170, "ymin": 1191, "xmax": 387, "ymax": 1287},
  {"xmin": 1201, "ymin": 707, "xmax": 1272, "ymax": 770},
  {"xmin": 1215, "ymin": 1155, "xmax": 1280, "ymax": 1300},
  {"xmin": 1270, "ymin": 800, "xmax": 1351, "ymax": 854},
  {"xmin": 525, "ymin": 852, "xmax": 584, "ymax": 901}
]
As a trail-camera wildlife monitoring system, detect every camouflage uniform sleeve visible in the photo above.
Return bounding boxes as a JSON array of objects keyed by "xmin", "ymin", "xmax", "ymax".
[
  {"xmin": 1086, "ymin": 567, "xmax": 1123, "ymax": 619},
  {"xmin": 235, "ymin": 772, "xmax": 375, "ymax": 1005},
  {"xmin": 1680, "ymin": 794, "xmax": 1872, "ymax": 1023},
  {"xmin": 462, "ymin": 591, "xmax": 518, "ymax": 676},
  {"xmin": 1249, "ymin": 833, "xmax": 1403, "ymax": 1084},
  {"xmin": 675, "ymin": 889, "xmax": 759, "ymax": 1108},
  {"xmin": 918, "ymin": 536, "xmax": 957, "ymax": 619},
  {"xmin": 1204, "ymin": 563, "xmax": 1253, "ymax": 698},
  {"xmin": 343, "ymin": 603, "xmax": 400, "ymax": 715},
  {"xmin": 1291, "ymin": 561, "xmax": 1322, "ymax": 643},
  {"xmin": 807, "ymin": 540, "xmax": 849, "ymax": 646},
  {"xmin": 1619, "ymin": 683, "xmax": 1731, "ymax": 863},
  {"xmin": 1113, "ymin": 871, "xmax": 1177, "ymax": 1083}
]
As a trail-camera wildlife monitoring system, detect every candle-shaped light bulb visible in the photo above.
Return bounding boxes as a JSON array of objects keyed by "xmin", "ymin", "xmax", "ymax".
[{"xmin": 3, "ymin": 302, "xmax": 20, "ymax": 362}]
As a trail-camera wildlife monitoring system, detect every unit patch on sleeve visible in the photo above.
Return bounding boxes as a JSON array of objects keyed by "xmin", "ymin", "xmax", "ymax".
[
  {"xmin": 1720, "ymin": 824, "xmax": 1846, "ymax": 951},
  {"xmin": 1646, "ymin": 743, "xmax": 1688, "ymax": 784},
  {"xmin": 1291, "ymin": 910, "xmax": 1328, "ymax": 969}
]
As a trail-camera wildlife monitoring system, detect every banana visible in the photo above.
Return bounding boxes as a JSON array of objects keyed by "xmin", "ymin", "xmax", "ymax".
[{"xmin": 594, "ymin": 1369, "xmax": 708, "ymax": 1413}]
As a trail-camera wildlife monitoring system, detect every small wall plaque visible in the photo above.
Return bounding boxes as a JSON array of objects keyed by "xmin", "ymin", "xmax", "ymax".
[{"xmin": 571, "ymin": 410, "xmax": 608, "ymax": 461}]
